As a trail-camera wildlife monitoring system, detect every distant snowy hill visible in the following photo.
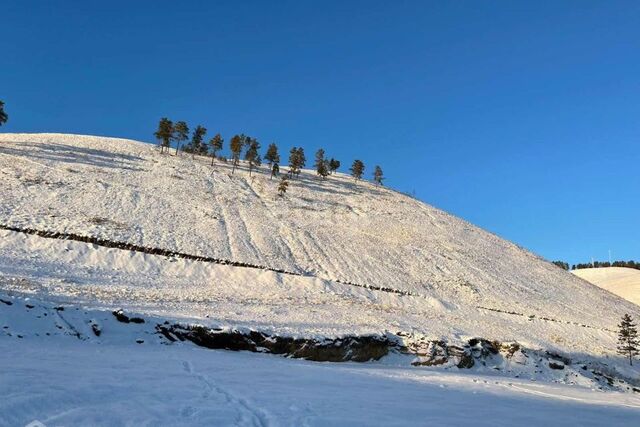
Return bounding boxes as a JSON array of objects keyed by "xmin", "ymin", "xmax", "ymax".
[
  {"xmin": 0, "ymin": 133, "xmax": 639, "ymax": 355},
  {"xmin": 573, "ymin": 267, "xmax": 640, "ymax": 307}
]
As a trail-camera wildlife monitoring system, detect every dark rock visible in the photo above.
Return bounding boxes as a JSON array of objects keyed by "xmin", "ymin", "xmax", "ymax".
[
  {"xmin": 90, "ymin": 322, "xmax": 101, "ymax": 337},
  {"xmin": 112, "ymin": 310, "xmax": 130, "ymax": 323},
  {"xmin": 545, "ymin": 351, "xmax": 571, "ymax": 365},
  {"xmin": 549, "ymin": 361, "xmax": 565, "ymax": 370},
  {"xmin": 0, "ymin": 299, "xmax": 13, "ymax": 306},
  {"xmin": 112, "ymin": 310, "xmax": 145, "ymax": 324},
  {"xmin": 456, "ymin": 353, "xmax": 475, "ymax": 369},
  {"xmin": 156, "ymin": 323, "xmax": 392, "ymax": 362}
]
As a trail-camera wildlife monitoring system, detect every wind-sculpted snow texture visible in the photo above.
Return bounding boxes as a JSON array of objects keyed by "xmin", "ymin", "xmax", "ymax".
[{"xmin": 1, "ymin": 133, "xmax": 639, "ymax": 357}]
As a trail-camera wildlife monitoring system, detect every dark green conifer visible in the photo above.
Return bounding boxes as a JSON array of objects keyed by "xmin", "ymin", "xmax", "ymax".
[
  {"xmin": 230, "ymin": 134, "xmax": 243, "ymax": 174},
  {"xmin": 154, "ymin": 117, "xmax": 174, "ymax": 154},
  {"xmin": 173, "ymin": 121, "xmax": 189, "ymax": 155},
  {"xmin": 245, "ymin": 138, "xmax": 261, "ymax": 176},
  {"xmin": 277, "ymin": 175, "xmax": 289, "ymax": 197},
  {"xmin": 350, "ymin": 159, "xmax": 365, "ymax": 182},
  {"xmin": 618, "ymin": 314, "xmax": 639, "ymax": 365},
  {"xmin": 0, "ymin": 100, "xmax": 8, "ymax": 127},
  {"xmin": 373, "ymin": 165, "xmax": 384, "ymax": 185},
  {"xmin": 328, "ymin": 158, "xmax": 340, "ymax": 174},
  {"xmin": 190, "ymin": 125, "xmax": 207, "ymax": 158},
  {"xmin": 209, "ymin": 134, "xmax": 223, "ymax": 166}
]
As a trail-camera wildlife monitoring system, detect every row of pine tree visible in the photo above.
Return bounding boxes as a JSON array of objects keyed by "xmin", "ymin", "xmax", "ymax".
[
  {"xmin": 154, "ymin": 118, "xmax": 385, "ymax": 195},
  {"xmin": 553, "ymin": 259, "xmax": 640, "ymax": 271}
]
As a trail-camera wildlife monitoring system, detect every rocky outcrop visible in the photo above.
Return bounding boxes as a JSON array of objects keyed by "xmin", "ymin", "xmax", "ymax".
[
  {"xmin": 112, "ymin": 309, "xmax": 145, "ymax": 324},
  {"xmin": 409, "ymin": 337, "xmax": 501, "ymax": 368},
  {"xmin": 156, "ymin": 323, "xmax": 393, "ymax": 362}
]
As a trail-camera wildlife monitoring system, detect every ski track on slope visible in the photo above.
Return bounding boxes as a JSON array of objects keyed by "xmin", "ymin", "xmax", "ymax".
[
  {"xmin": 211, "ymin": 176, "xmax": 235, "ymax": 261},
  {"xmin": 242, "ymin": 174, "xmax": 301, "ymax": 272}
]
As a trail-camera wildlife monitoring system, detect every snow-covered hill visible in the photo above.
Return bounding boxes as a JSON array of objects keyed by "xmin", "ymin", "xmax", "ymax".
[
  {"xmin": 0, "ymin": 133, "xmax": 639, "ymax": 350},
  {"xmin": 573, "ymin": 267, "xmax": 640, "ymax": 307},
  {"xmin": 2, "ymin": 133, "xmax": 640, "ymax": 424}
]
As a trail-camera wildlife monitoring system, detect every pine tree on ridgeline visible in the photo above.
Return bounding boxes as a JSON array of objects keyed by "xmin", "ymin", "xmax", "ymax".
[
  {"xmin": 173, "ymin": 121, "xmax": 189, "ymax": 155},
  {"xmin": 209, "ymin": 134, "xmax": 223, "ymax": 166},
  {"xmin": 230, "ymin": 134, "xmax": 243, "ymax": 174},
  {"xmin": 277, "ymin": 175, "xmax": 289, "ymax": 197},
  {"xmin": 296, "ymin": 147, "xmax": 306, "ymax": 176},
  {"xmin": 0, "ymin": 100, "xmax": 8, "ymax": 127},
  {"xmin": 154, "ymin": 117, "xmax": 174, "ymax": 154},
  {"xmin": 240, "ymin": 134, "xmax": 251, "ymax": 151},
  {"xmin": 617, "ymin": 314, "xmax": 639, "ymax": 366},
  {"xmin": 267, "ymin": 145, "xmax": 280, "ymax": 179},
  {"xmin": 245, "ymin": 138, "xmax": 262, "ymax": 177},
  {"xmin": 315, "ymin": 149, "xmax": 329, "ymax": 179},
  {"xmin": 190, "ymin": 125, "xmax": 207, "ymax": 159},
  {"xmin": 373, "ymin": 165, "xmax": 384, "ymax": 186},
  {"xmin": 328, "ymin": 158, "xmax": 340, "ymax": 175},
  {"xmin": 287, "ymin": 147, "xmax": 306, "ymax": 179},
  {"xmin": 350, "ymin": 159, "xmax": 365, "ymax": 182},
  {"xmin": 288, "ymin": 147, "xmax": 299, "ymax": 178},
  {"xmin": 265, "ymin": 143, "xmax": 280, "ymax": 179}
]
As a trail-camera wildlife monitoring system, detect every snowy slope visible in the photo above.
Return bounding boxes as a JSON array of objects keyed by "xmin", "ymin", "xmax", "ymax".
[
  {"xmin": 573, "ymin": 267, "xmax": 640, "ymax": 307},
  {"xmin": 0, "ymin": 133, "xmax": 639, "ymax": 357},
  {"xmin": 2, "ymin": 133, "xmax": 640, "ymax": 425}
]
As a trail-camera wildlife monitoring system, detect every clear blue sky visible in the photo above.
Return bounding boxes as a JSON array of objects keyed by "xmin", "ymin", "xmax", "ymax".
[{"xmin": 1, "ymin": 1, "xmax": 638, "ymax": 265}]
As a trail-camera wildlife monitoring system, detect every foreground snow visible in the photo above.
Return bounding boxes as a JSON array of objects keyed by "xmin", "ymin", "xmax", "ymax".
[
  {"xmin": 2, "ymin": 339, "xmax": 639, "ymax": 427},
  {"xmin": 573, "ymin": 267, "xmax": 640, "ymax": 307}
]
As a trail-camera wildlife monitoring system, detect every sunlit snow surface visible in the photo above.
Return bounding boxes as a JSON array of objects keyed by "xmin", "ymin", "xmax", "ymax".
[
  {"xmin": 573, "ymin": 267, "xmax": 640, "ymax": 307},
  {"xmin": 0, "ymin": 133, "xmax": 638, "ymax": 352},
  {"xmin": 1, "ymin": 133, "xmax": 640, "ymax": 425},
  {"xmin": 2, "ymin": 339, "xmax": 639, "ymax": 427}
]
